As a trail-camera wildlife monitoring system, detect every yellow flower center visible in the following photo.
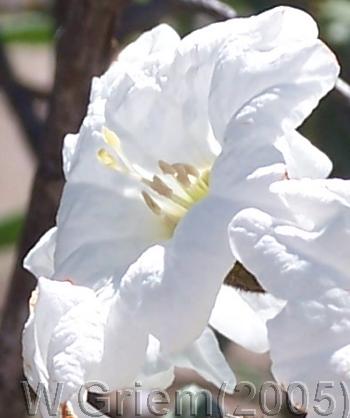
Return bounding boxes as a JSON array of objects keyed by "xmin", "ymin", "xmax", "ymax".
[{"xmin": 98, "ymin": 128, "xmax": 210, "ymax": 234}]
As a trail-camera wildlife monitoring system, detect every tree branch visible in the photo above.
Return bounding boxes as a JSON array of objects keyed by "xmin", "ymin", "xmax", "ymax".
[
  {"xmin": 0, "ymin": 1, "xmax": 129, "ymax": 416},
  {"xmin": 0, "ymin": 42, "xmax": 44, "ymax": 155},
  {"xmin": 335, "ymin": 77, "xmax": 350, "ymax": 105},
  {"xmin": 175, "ymin": 0, "xmax": 236, "ymax": 18}
]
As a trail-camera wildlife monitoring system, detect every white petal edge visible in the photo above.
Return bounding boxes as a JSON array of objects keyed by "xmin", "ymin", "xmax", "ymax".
[{"xmin": 210, "ymin": 285, "xmax": 285, "ymax": 353}]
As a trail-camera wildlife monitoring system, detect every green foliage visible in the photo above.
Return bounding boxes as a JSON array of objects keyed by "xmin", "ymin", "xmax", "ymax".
[
  {"xmin": 0, "ymin": 214, "xmax": 24, "ymax": 248},
  {"xmin": 320, "ymin": 0, "xmax": 350, "ymax": 45},
  {"xmin": 0, "ymin": 12, "xmax": 54, "ymax": 44}
]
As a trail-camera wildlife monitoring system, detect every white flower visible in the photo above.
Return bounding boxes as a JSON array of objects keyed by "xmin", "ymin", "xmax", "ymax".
[
  {"xmin": 23, "ymin": 5, "xmax": 339, "ymax": 415},
  {"xmin": 24, "ymin": 277, "xmax": 235, "ymax": 418},
  {"xmin": 229, "ymin": 179, "xmax": 350, "ymax": 417}
]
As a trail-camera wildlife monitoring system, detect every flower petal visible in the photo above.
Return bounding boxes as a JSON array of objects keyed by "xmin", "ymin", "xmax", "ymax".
[
  {"xmin": 104, "ymin": 53, "xmax": 216, "ymax": 172},
  {"xmin": 268, "ymin": 288, "xmax": 350, "ymax": 418},
  {"xmin": 276, "ymin": 130, "xmax": 332, "ymax": 179},
  {"xmin": 171, "ymin": 327, "xmax": 236, "ymax": 392},
  {"xmin": 177, "ymin": 6, "xmax": 319, "ymax": 70},
  {"xmin": 119, "ymin": 195, "xmax": 236, "ymax": 352},
  {"xmin": 229, "ymin": 179, "xmax": 350, "ymax": 299},
  {"xmin": 24, "ymin": 227, "xmax": 57, "ymax": 279},
  {"xmin": 209, "ymin": 285, "xmax": 284, "ymax": 353},
  {"xmin": 104, "ymin": 7, "xmax": 323, "ymax": 175},
  {"xmin": 210, "ymin": 143, "xmax": 286, "ymax": 204},
  {"xmin": 138, "ymin": 328, "xmax": 236, "ymax": 392},
  {"xmin": 137, "ymin": 335, "xmax": 175, "ymax": 389},
  {"xmin": 62, "ymin": 133, "xmax": 79, "ymax": 179},
  {"xmin": 22, "ymin": 278, "xmax": 97, "ymax": 392},
  {"xmin": 48, "ymin": 95, "xmax": 169, "ymax": 287},
  {"xmin": 54, "ymin": 178, "xmax": 167, "ymax": 288},
  {"xmin": 95, "ymin": 297, "xmax": 149, "ymax": 391},
  {"xmin": 47, "ymin": 297, "xmax": 105, "ymax": 402},
  {"xmin": 209, "ymin": 31, "xmax": 338, "ymax": 145},
  {"xmin": 229, "ymin": 179, "xmax": 350, "ymax": 417},
  {"xmin": 118, "ymin": 24, "xmax": 180, "ymax": 66},
  {"xmin": 23, "ymin": 277, "xmax": 149, "ymax": 410}
]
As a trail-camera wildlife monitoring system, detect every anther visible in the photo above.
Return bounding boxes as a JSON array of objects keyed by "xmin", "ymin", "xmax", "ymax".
[
  {"xmin": 182, "ymin": 164, "xmax": 199, "ymax": 178},
  {"xmin": 142, "ymin": 191, "xmax": 162, "ymax": 215},
  {"xmin": 159, "ymin": 160, "xmax": 177, "ymax": 175},
  {"xmin": 97, "ymin": 149, "xmax": 118, "ymax": 170},
  {"xmin": 143, "ymin": 176, "xmax": 174, "ymax": 198},
  {"xmin": 172, "ymin": 164, "xmax": 191, "ymax": 188},
  {"xmin": 103, "ymin": 127, "xmax": 121, "ymax": 151},
  {"xmin": 153, "ymin": 176, "xmax": 173, "ymax": 197}
]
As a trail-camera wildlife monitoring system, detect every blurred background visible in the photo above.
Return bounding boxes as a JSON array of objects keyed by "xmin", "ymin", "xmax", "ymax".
[{"xmin": 0, "ymin": 0, "xmax": 349, "ymax": 417}]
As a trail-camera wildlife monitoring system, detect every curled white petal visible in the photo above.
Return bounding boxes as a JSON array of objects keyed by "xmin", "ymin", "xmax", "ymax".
[
  {"xmin": 24, "ymin": 227, "xmax": 57, "ymax": 279},
  {"xmin": 210, "ymin": 285, "xmax": 285, "ymax": 353},
  {"xmin": 276, "ymin": 130, "xmax": 333, "ymax": 179},
  {"xmin": 268, "ymin": 289, "xmax": 350, "ymax": 418}
]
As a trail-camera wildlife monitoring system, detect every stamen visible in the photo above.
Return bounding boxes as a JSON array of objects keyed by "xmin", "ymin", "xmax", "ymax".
[
  {"xmin": 159, "ymin": 160, "xmax": 177, "ymax": 175},
  {"xmin": 97, "ymin": 128, "xmax": 211, "ymax": 234},
  {"xmin": 152, "ymin": 176, "xmax": 173, "ymax": 198},
  {"xmin": 103, "ymin": 127, "xmax": 121, "ymax": 151},
  {"xmin": 171, "ymin": 194, "xmax": 192, "ymax": 210},
  {"xmin": 163, "ymin": 213, "xmax": 181, "ymax": 232},
  {"xmin": 147, "ymin": 175, "xmax": 193, "ymax": 210},
  {"xmin": 143, "ymin": 176, "xmax": 173, "ymax": 198},
  {"xmin": 142, "ymin": 191, "xmax": 162, "ymax": 215},
  {"xmin": 182, "ymin": 164, "xmax": 200, "ymax": 178},
  {"xmin": 172, "ymin": 164, "xmax": 191, "ymax": 188},
  {"xmin": 100, "ymin": 127, "xmax": 135, "ymax": 174},
  {"xmin": 142, "ymin": 161, "xmax": 210, "ymax": 231},
  {"xmin": 97, "ymin": 149, "xmax": 118, "ymax": 170}
]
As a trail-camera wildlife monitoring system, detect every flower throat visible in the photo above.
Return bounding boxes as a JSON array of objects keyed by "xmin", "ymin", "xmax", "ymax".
[{"xmin": 97, "ymin": 128, "xmax": 210, "ymax": 235}]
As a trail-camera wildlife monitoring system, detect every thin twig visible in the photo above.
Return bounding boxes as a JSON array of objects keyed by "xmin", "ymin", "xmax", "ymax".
[
  {"xmin": 176, "ymin": 0, "xmax": 236, "ymax": 18},
  {"xmin": 335, "ymin": 77, "xmax": 350, "ymax": 104}
]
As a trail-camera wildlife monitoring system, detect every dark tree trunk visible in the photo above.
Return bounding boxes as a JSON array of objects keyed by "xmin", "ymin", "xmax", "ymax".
[{"xmin": 0, "ymin": 1, "xmax": 129, "ymax": 416}]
